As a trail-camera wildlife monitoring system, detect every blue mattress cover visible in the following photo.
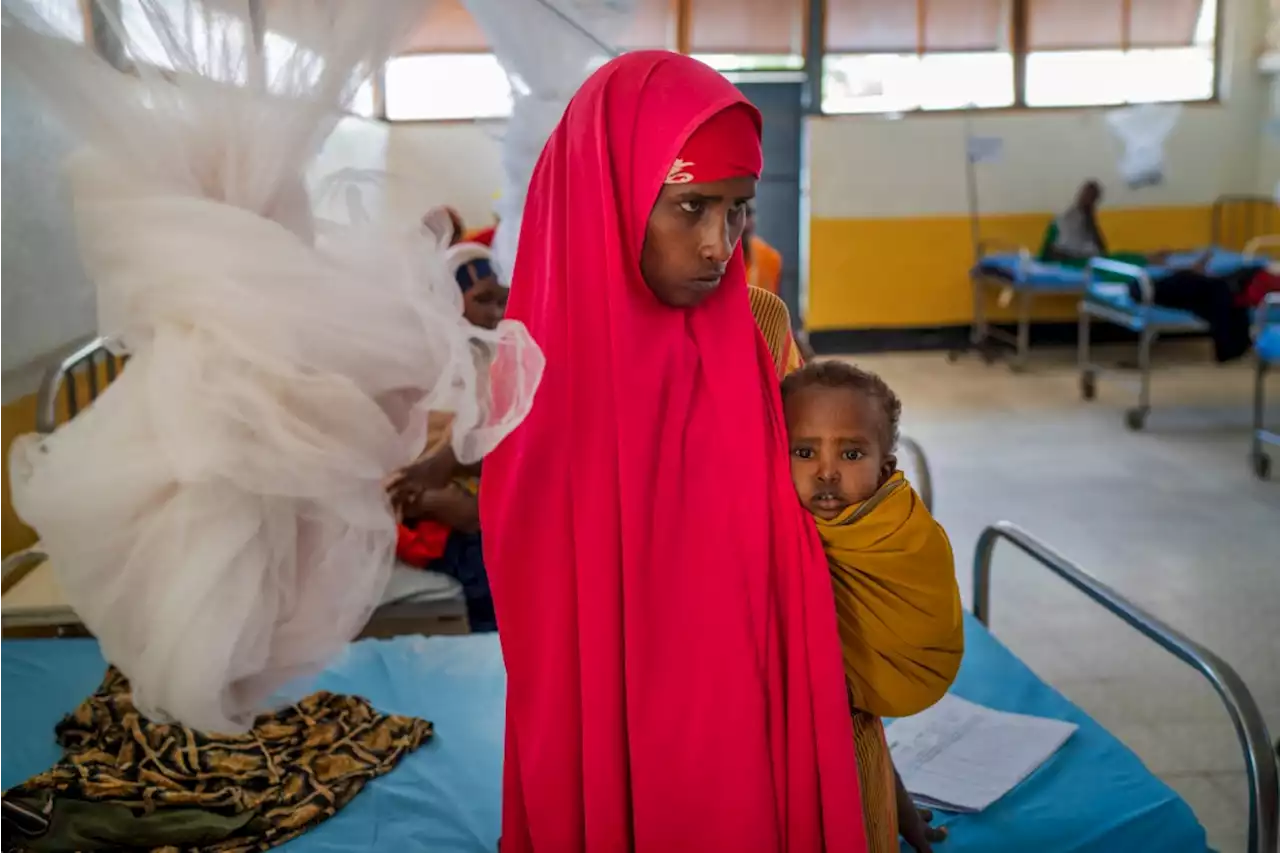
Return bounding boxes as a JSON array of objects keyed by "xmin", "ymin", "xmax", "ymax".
[
  {"xmin": 977, "ymin": 249, "xmax": 1262, "ymax": 291},
  {"xmin": 1, "ymin": 614, "xmax": 1208, "ymax": 853},
  {"xmin": 1258, "ymin": 324, "xmax": 1280, "ymax": 363}
]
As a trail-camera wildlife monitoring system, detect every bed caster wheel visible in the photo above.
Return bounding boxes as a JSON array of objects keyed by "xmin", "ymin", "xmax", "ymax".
[
  {"xmin": 1254, "ymin": 453, "xmax": 1272, "ymax": 480},
  {"xmin": 946, "ymin": 350, "xmax": 961, "ymax": 363},
  {"xmin": 1125, "ymin": 408, "xmax": 1148, "ymax": 431},
  {"xmin": 980, "ymin": 348, "xmax": 997, "ymax": 366},
  {"xmin": 1081, "ymin": 372, "xmax": 1097, "ymax": 401}
]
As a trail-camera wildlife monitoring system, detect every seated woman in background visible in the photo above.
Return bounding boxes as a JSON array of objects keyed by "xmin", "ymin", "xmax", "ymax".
[
  {"xmin": 388, "ymin": 242, "xmax": 509, "ymax": 632},
  {"xmin": 1043, "ymin": 180, "xmax": 1251, "ymax": 362}
]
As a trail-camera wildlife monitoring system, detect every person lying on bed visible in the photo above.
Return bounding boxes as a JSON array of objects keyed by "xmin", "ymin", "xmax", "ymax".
[
  {"xmin": 782, "ymin": 360, "xmax": 964, "ymax": 853},
  {"xmin": 386, "ymin": 242, "xmax": 508, "ymax": 632},
  {"xmin": 1043, "ymin": 180, "xmax": 1251, "ymax": 362}
]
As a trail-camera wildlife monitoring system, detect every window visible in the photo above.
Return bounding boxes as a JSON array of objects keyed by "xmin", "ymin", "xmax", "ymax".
[
  {"xmin": 822, "ymin": 0, "xmax": 1218, "ymax": 114},
  {"xmin": 689, "ymin": 0, "xmax": 805, "ymax": 71},
  {"xmin": 384, "ymin": 54, "xmax": 513, "ymax": 121},
  {"xmin": 1024, "ymin": 0, "xmax": 1216, "ymax": 106},
  {"xmin": 383, "ymin": 0, "xmax": 678, "ymax": 121},
  {"xmin": 823, "ymin": 0, "xmax": 1014, "ymax": 113}
]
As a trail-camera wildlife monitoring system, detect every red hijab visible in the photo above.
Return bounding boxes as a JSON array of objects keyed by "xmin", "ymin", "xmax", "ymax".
[{"xmin": 481, "ymin": 51, "xmax": 866, "ymax": 853}]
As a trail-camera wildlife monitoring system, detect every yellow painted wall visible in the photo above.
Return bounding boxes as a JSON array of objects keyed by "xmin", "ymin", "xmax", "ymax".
[
  {"xmin": 2, "ymin": 395, "xmax": 40, "ymax": 556},
  {"xmin": 807, "ymin": 205, "xmax": 1213, "ymax": 330}
]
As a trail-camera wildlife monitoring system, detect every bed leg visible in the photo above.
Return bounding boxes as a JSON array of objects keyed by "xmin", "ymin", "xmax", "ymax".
[
  {"xmin": 1078, "ymin": 307, "xmax": 1096, "ymax": 400},
  {"xmin": 1253, "ymin": 360, "xmax": 1271, "ymax": 479},
  {"xmin": 1012, "ymin": 290, "xmax": 1032, "ymax": 373},
  {"xmin": 1127, "ymin": 329, "xmax": 1155, "ymax": 430}
]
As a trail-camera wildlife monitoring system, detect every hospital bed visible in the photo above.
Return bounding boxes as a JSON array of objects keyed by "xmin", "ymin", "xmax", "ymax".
[
  {"xmin": 1, "ymin": 336, "xmax": 470, "ymax": 639},
  {"xmin": 4, "ymin": 520, "xmax": 1275, "ymax": 852},
  {"xmin": 954, "ymin": 194, "xmax": 1276, "ymax": 372},
  {"xmin": 1254, "ymin": 292, "xmax": 1280, "ymax": 479},
  {"xmin": 1078, "ymin": 240, "xmax": 1275, "ymax": 431}
]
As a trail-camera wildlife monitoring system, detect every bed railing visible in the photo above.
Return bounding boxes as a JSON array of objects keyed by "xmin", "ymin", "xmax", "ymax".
[
  {"xmin": 972, "ymin": 521, "xmax": 1278, "ymax": 853},
  {"xmin": 898, "ymin": 436, "xmax": 933, "ymax": 513},
  {"xmin": 36, "ymin": 336, "xmax": 125, "ymax": 434}
]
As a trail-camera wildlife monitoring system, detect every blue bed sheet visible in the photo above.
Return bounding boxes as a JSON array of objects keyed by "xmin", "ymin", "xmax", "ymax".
[
  {"xmin": 1258, "ymin": 325, "xmax": 1280, "ymax": 363},
  {"xmin": 2, "ymin": 614, "xmax": 1209, "ymax": 853},
  {"xmin": 977, "ymin": 249, "xmax": 1262, "ymax": 290}
]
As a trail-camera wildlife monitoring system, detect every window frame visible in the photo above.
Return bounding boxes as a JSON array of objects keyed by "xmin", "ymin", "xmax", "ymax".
[
  {"xmin": 66, "ymin": 0, "xmax": 1224, "ymax": 123},
  {"xmin": 818, "ymin": 0, "xmax": 1222, "ymax": 117}
]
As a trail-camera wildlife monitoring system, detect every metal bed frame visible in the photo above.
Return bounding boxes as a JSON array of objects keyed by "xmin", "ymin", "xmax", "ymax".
[
  {"xmin": 950, "ymin": 239, "xmax": 1084, "ymax": 372},
  {"xmin": 898, "ymin": 435, "xmax": 933, "ymax": 512},
  {"xmin": 1079, "ymin": 237, "xmax": 1279, "ymax": 431},
  {"xmin": 1077, "ymin": 257, "xmax": 1206, "ymax": 431},
  {"xmin": 956, "ymin": 195, "xmax": 1277, "ymax": 374},
  {"xmin": 2, "ymin": 336, "xmax": 470, "ymax": 639},
  {"xmin": 973, "ymin": 521, "xmax": 1278, "ymax": 853},
  {"xmin": 1254, "ymin": 290, "xmax": 1280, "ymax": 480}
]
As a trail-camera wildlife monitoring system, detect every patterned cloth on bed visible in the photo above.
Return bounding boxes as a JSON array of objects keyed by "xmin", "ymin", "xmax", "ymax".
[{"xmin": 2, "ymin": 667, "xmax": 432, "ymax": 852}]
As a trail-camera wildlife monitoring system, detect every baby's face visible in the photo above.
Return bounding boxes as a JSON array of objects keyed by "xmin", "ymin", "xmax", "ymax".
[{"xmin": 784, "ymin": 385, "xmax": 896, "ymax": 520}]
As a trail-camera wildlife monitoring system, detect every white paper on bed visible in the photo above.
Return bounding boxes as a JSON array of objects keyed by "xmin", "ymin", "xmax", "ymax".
[
  {"xmin": 3, "ymin": 0, "xmax": 543, "ymax": 734},
  {"xmin": 886, "ymin": 694, "xmax": 1078, "ymax": 813},
  {"xmin": 461, "ymin": 0, "xmax": 634, "ymax": 283}
]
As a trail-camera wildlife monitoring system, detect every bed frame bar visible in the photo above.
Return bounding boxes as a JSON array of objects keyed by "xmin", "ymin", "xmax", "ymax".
[
  {"xmin": 972, "ymin": 521, "xmax": 1278, "ymax": 853},
  {"xmin": 36, "ymin": 336, "xmax": 124, "ymax": 435}
]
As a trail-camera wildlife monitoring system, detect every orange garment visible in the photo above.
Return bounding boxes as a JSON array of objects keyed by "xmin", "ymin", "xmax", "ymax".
[{"xmin": 747, "ymin": 235, "xmax": 783, "ymax": 295}]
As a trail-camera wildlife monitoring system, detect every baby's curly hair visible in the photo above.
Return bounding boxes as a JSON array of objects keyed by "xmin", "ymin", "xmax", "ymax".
[{"xmin": 780, "ymin": 361, "xmax": 902, "ymax": 452}]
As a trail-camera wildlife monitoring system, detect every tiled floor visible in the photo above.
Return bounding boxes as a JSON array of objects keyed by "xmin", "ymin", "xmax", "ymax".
[{"xmin": 840, "ymin": 341, "xmax": 1279, "ymax": 853}]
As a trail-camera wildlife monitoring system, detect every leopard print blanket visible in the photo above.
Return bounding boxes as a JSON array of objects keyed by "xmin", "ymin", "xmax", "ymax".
[{"xmin": 3, "ymin": 667, "xmax": 431, "ymax": 852}]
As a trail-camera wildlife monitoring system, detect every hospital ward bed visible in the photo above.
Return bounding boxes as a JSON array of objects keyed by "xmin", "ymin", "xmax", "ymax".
[
  {"xmin": 1, "ymin": 336, "xmax": 471, "ymax": 639},
  {"xmin": 955, "ymin": 194, "xmax": 1276, "ymax": 373},
  {"xmin": 3, "ymin": 521, "xmax": 1275, "ymax": 852},
  {"xmin": 1255, "ymin": 293, "xmax": 1280, "ymax": 479}
]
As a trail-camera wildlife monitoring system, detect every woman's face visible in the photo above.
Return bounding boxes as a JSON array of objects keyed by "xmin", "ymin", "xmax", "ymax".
[
  {"xmin": 463, "ymin": 274, "xmax": 509, "ymax": 330},
  {"xmin": 641, "ymin": 176, "xmax": 757, "ymax": 308}
]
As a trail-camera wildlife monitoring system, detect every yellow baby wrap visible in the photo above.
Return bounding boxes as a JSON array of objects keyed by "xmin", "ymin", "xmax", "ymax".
[{"xmin": 815, "ymin": 471, "xmax": 965, "ymax": 719}]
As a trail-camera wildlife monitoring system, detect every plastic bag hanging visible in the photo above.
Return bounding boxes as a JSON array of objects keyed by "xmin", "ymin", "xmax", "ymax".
[
  {"xmin": 3, "ymin": 0, "xmax": 543, "ymax": 733},
  {"xmin": 461, "ymin": 0, "xmax": 634, "ymax": 283},
  {"xmin": 1105, "ymin": 103, "xmax": 1182, "ymax": 190}
]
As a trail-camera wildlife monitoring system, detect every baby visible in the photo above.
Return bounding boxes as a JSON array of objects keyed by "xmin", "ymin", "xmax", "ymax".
[{"xmin": 781, "ymin": 361, "xmax": 964, "ymax": 853}]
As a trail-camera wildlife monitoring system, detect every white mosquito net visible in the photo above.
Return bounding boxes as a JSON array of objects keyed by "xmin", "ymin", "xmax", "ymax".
[{"xmin": 3, "ymin": 0, "xmax": 544, "ymax": 733}]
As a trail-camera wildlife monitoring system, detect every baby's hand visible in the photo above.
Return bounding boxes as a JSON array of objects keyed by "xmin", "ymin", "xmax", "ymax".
[{"xmin": 900, "ymin": 806, "xmax": 947, "ymax": 852}]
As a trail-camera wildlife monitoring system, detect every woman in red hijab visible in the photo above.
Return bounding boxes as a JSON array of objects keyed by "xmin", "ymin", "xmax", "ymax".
[{"xmin": 481, "ymin": 52, "xmax": 867, "ymax": 852}]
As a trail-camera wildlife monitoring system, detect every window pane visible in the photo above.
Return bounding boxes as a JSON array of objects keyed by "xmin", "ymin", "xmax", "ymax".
[
  {"xmin": 822, "ymin": 52, "xmax": 1013, "ymax": 114},
  {"xmin": 1025, "ymin": 47, "xmax": 1214, "ymax": 107},
  {"xmin": 1028, "ymin": 0, "xmax": 1206, "ymax": 50},
  {"xmin": 827, "ymin": 0, "xmax": 1007, "ymax": 53},
  {"xmin": 826, "ymin": 0, "xmax": 917, "ymax": 53},
  {"xmin": 384, "ymin": 54, "xmax": 512, "ymax": 121},
  {"xmin": 689, "ymin": 0, "xmax": 803, "ymax": 55}
]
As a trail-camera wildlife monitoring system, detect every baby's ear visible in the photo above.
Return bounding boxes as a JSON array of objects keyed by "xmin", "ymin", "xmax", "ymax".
[{"xmin": 881, "ymin": 455, "xmax": 898, "ymax": 484}]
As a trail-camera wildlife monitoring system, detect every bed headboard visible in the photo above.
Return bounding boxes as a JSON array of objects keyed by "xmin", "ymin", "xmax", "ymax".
[{"xmin": 1211, "ymin": 195, "xmax": 1278, "ymax": 251}]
